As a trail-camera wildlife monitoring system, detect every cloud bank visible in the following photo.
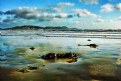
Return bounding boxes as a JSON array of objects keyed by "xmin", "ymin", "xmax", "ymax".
[{"xmin": 4, "ymin": 7, "xmax": 73, "ymax": 22}]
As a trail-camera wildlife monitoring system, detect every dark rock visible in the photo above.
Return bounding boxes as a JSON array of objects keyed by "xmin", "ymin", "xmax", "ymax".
[
  {"xmin": 41, "ymin": 52, "xmax": 77, "ymax": 60},
  {"xmin": 16, "ymin": 68, "xmax": 30, "ymax": 73},
  {"xmin": 78, "ymin": 44, "xmax": 81, "ymax": 46},
  {"xmin": 42, "ymin": 65, "xmax": 45, "ymax": 67},
  {"xmin": 78, "ymin": 44, "xmax": 98, "ymax": 48},
  {"xmin": 29, "ymin": 47, "xmax": 35, "ymax": 50},
  {"xmin": 87, "ymin": 44, "xmax": 98, "ymax": 48},
  {"xmin": 87, "ymin": 39, "xmax": 91, "ymax": 41},
  {"xmin": 28, "ymin": 66, "xmax": 39, "ymax": 70},
  {"xmin": 41, "ymin": 53, "xmax": 56, "ymax": 59},
  {"xmin": 57, "ymin": 52, "xmax": 77, "ymax": 59}
]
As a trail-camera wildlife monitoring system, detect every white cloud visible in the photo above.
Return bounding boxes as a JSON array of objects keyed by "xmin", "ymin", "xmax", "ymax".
[
  {"xmin": 100, "ymin": 4, "xmax": 114, "ymax": 12},
  {"xmin": 79, "ymin": 0, "xmax": 99, "ymax": 4},
  {"xmin": 57, "ymin": 2, "xmax": 75, "ymax": 7},
  {"xmin": 73, "ymin": 9, "xmax": 98, "ymax": 18},
  {"xmin": 96, "ymin": 18, "xmax": 104, "ymax": 22},
  {"xmin": 100, "ymin": 3, "xmax": 121, "ymax": 12},
  {"xmin": 59, "ymin": 13, "xmax": 68, "ymax": 18},
  {"xmin": 51, "ymin": 2, "xmax": 75, "ymax": 13},
  {"xmin": 51, "ymin": 7, "xmax": 63, "ymax": 13},
  {"xmin": 115, "ymin": 3, "xmax": 121, "ymax": 11},
  {"xmin": 117, "ymin": 16, "xmax": 121, "ymax": 20},
  {"xmin": 75, "ymin": 20, "xmax": 81, "ymax": 24}
]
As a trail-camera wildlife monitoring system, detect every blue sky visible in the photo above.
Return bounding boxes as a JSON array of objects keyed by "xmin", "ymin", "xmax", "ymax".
[{"xmin": 0, "ymin": 0, "xmax": 121, "ymax": 29}]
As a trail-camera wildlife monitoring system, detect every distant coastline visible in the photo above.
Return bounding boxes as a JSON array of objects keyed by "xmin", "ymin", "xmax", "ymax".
[
  {"xmin": 0, "ymin": 25, "xmax": 121, "ymax": 39},
  {"xmin": 0, "ymin": 25, "xmax": 121, "ymax": 32}
]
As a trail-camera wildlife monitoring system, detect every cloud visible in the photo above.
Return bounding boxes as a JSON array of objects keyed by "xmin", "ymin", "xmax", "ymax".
[
  {"xmin": 4, "ymin": 7, "xmax": 73, "ymax": 22},
  {"xmin": 117, "ymin": 16, "xmax": 121, "ymax": 20},
  {"xmin": 100, "ymin": 3, "xmax": 121, "ymax": 13},
  {"xmin": 51, "ymin": 2, "xmax": 75, "ymax": 13},
  {"xmin": 115, "ymin": 3, "xmax": 121, "ymax": 11},
  {"xmin": 57, "ymin": 2, "xmax": 75, "ymax": 7},
  {"xmin": 5, "ymin": 7, "xmax": 42, "ymax": 17},
  {"xmin": 100, "ymin": 4, "xmax": 114, "ymax": 12},
  {"xmin": 75, "ymin": 20, "xmax": 80, "ymax": 24},
  {"xmin": 55, "ymin": 13, "xmax": 73, "ymax": 18},
  {"xmin": 2, "ymin": 2, "xmax": 75, "ymax": 24},
  {"xmin": 73, "ymin": 9, "xmax": 98, "ymax": 18},
  {"xmin": 51, "ymin": 7, "xmax": 63, "ymax": 13},
  {"xmin": 79, "ymin": 0, "xmax": 99, "ymax": 4},
  {"xmin": 2, "ymin": 17, "xmax": 18, "ymax": 24},
  {"xmin": 2, "ymin": 18, "xmax": 14, "ymax": 24},
  {"xmin": 96, "ymin": 18, "xmax": 104, "ymax": 22}
]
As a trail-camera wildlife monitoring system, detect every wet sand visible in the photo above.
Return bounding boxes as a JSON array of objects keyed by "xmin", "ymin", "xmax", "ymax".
[
  {"xmin": 0, "ymin": 61, "xmax": 121, "ymax": 81},
  {"xmin": 0, "ymin": 36, "xmax": 121, "ymax": 81}
]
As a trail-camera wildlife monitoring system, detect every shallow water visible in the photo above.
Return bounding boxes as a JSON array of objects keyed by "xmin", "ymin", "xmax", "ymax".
[{"xmin": 0, "ymin": 35, "xmax": 121, "ymax": 81}]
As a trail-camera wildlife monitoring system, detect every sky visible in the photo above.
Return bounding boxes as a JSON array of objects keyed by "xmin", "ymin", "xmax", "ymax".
[{"xmin": 0, "ymin": 0, "xmax": 121, "ymax": 29}]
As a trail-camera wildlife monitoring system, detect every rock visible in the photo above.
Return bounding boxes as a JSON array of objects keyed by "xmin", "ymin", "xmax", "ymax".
[
  {"xmin": 42, "ymin": 65, "xmax": 45, "ymax": 67},
  {"xmin": 57, "ymin": 52, "xmax": 77, "ymax": 59},
  {"xmin": 78, "ymin": 44, "xmax": 98, "ymax": 48},
  {"xmin": 41, "ymin": 52, "xmax": 77, "ymax": 60},
  {"xmin": 78, "ymin": 44, "xmax": 81, "ymax": 46},
  {"xmin": 87, "ymin": 44, "xmax": 98, "ymax": 48},
  {"xmin": 87, "ymin": 39, "xmax": 91, "ymax": 41},
  {"xmin": 29, "ymin": 47, "xmax": 35, "ymax": 50},
  {"xmin": 16, "ymin": 66, "xmax": 39, "ymax": 73},
  {"xmin": 41, "ymin": 53, "xmax": 56, "ymax": 59},
  {"xmin": 28, "ymin": 66, "xmax": 39, "ymax": 70},
  {"xmin": 16, "ymin": 68, "xmax": 30, "ymax": 73}
]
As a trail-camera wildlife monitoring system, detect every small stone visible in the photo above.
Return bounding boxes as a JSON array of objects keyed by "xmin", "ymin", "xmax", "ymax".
[
  {"xmin": 87, "ymin": 39, "xmax": 91, "ymax": 41},
  {"xmin": 29, "ymin": 47, "xmax": 35, "ymax": 50},
  {"xmin": 42, "ymin": 65, "xmax": 45, "ymax": 67}
]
